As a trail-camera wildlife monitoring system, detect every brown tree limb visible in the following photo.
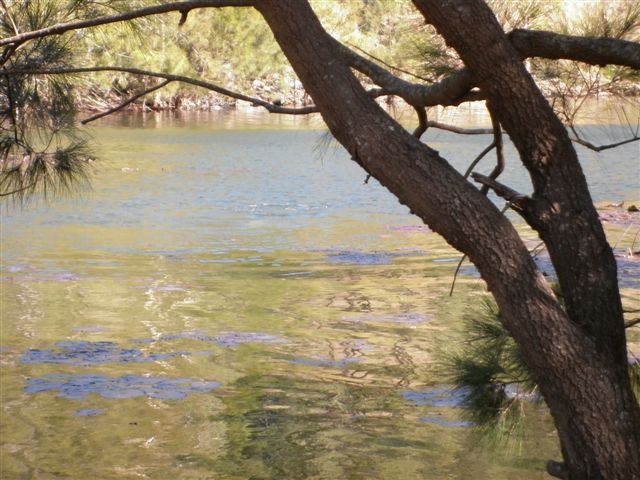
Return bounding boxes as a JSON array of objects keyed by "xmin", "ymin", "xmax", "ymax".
[
  {"xmin": 509, "ymin": 29, "xmax": 640, "ymax": 70},
  {"xmin": 330, "ymin": 37, "xmax": 477, "ymax": 108},
  {"xmin": 471, "ymin": 173, "xmax": 529, "ymax": 209},
  {"xmin": 0, "ymin": 0, "xmax": 254, "ymax": 47},
  {"xmin": 625, "ymin": 318, "xmax": 640, "ymax": 329},
  {"xmin": 1, "ymin": 66, "xmax": 320, "ymax": 115},
  {"xmin": 81, "ymin": 79, "xmax": 172, "ymax": 124},
  {"xmin": 412, "ymin": 106, "xmax": 427, "ymax": 138},
  {"xmin": 427, "ymin": 121, "xmax": 493, "ymax": 135}
]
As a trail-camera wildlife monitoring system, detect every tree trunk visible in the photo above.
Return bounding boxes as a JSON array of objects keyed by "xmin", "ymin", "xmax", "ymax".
[
  {"xmin": 255, "ymin": 1, "xmax": 640, "ymax": 478},
  {"xmin": 413, "ymin": 1, "xmax": 640, "ymax": 477}
]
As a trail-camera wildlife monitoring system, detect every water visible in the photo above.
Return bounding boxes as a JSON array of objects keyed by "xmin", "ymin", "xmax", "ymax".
[{"xmin": 1, "ymin": 108, "xmax": 638, "ymax": 479}]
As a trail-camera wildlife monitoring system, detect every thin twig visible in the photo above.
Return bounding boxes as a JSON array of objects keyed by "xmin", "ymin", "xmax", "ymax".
[
  {"xmin": 529, "ymin": 240, "xmax": 546, "ymax": 257},
  {"xmin": 81, "ymin": 79, "xmax": 172, "ymax": 124},
  {"xmin": 449, "ymin": 203, "xmax": 510, "ymax": 296},
  {"xmin": 625, "ymin": 318, "xmax": 640, "ymax": 329},
  {"xmin": 0, "ymin": 182, "xmax": 36, "ymax": 197},
  {"xmin": 0, "ymin": 44, "xmax": 17, "ymax": 67},
  {"xmin": 480, "ymin": 108, "xmax": 505, "ymax": 195},
  {"xmin": 346, "ymin": 42, "xmax": 434, "ymax": 83},
  {"xmin": 449, "ymin": 254, "xmax": 467, "ymax": 297},
  {"xmin": 570, "ymin": 134, "xmax": 639, "ymax": 152},
  {"xmin": 463, "ymin": 142, "xmax": 496, "ymax": 178},
  {"xmin": 0, "ymin": 0, "xmax": 20, "ymax": 36}
]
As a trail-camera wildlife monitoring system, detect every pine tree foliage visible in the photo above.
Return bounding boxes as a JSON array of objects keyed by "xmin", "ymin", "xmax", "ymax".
[
  {"xmin": 0, "ymin": 1, "xmax": 99, "ymax": 201},
  {"xmin": 443, "ymin": 298, "xmax": 539, "ymax": 445},
  {"xmin": 445, "ymin": 295, "xmax": 640, "ymax": 445}
]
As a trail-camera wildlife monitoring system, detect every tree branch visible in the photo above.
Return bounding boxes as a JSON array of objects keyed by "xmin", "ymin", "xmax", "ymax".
[
  {"xmin": 625, "ymin": 318, "xmax": 640, "ymax": 329},
  {"xmin": 334, "ymin": 28, "xmax": 640, "ymax": 111},
  {"xmin": 331, "ymin": 38, "xmax": 477, "ymax": 108},
  {"xmin": 0, "ymin": 0, "xmax": 254, "ymax": 47},
  {"xmin": 570, "ymin": 134, "xmax": 640, "ymax": 152},
  {"xmin": 471, "ymin": 172, "xmax": 530, "ymax": 210},
  {"xmin": 0, "ymin": 181, "xmax": 36, "ymax": 197},
  {"xmin": 81, "ymin": 79, "xmax": 172, "ymax": 124},
  {"xmin": 1, "ymin": 66, "xmax": 320, "ymax": 115},
  {"xmin": 463, "ymin": 142, "xmax": 496, "ymax": 178},
  {"xmin": 480, "ymin": 108, "xmax": 505, "ymax": 195},
  {"xmin": 2, "ymin": 2, "xmax": 637, "ymax": 117},
  {"xmin": 0, "ymin": 0, "xmax": 20, "ymax": 36},
  {"xmin": 346, "ymin": 42, "xmax": 434, "ymax": 83},
  {"xmin": 509, "ymin": 29, "xmax": 640, "ymax": 70},
  {"xmin": 427, "ymin": 121, "xmax": 493, "ymax": 135},
  {"xmin": 412, "ymin": 106, "xmax": 427, "ymax": 138}
]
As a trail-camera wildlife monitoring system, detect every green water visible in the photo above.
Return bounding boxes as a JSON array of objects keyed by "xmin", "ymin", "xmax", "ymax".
[{"xmin": 1, "ymin": 110, "xmax": 638, "ymax": 479}]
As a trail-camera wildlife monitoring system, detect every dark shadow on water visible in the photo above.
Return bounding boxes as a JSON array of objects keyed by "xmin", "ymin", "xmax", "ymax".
[
  {"xmin": 25, "ymin": 374, "xmax": 221, "ymax": 400},
  {"xmin": 402, "ymin": 387, "xmax": 470, "ymax": 408},
  {"xmin": 129, "ymin": 330, "xmax": 287, "ymax": 348},
  {"xmin": 20, "ymin": 341, "xmax": 197, "ymax": 365}
]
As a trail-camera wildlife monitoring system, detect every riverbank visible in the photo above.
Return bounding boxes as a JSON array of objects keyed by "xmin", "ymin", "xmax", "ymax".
[{"xmin": 77, "ymin": 79, "xmax": 639, "ymax": 116}]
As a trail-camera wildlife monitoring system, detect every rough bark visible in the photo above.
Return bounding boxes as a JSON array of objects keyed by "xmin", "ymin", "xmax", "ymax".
[
  {"xmin": 509, "ymin": 29, "xmax": 640, "ymax": 69},
  {"xmin": 412, "ymin": 1, "xmax": 640, "ymax": 478},
  {"xmin": 337, "ymin": 28, "xmax": 639, "ymax": 109},
  {"xmin": 254, "ymin": 0, "xmax": 640, "ymax": 478}
]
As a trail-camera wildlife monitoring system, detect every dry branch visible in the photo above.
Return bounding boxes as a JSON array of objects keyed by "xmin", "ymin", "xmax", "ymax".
[
  {"xmin": 81, "ymin": 79, "xmax": 172, "ymax": 124},
  {"xmin": 571, "ymin": 135, "xmax": 640, "ymax": 152}
]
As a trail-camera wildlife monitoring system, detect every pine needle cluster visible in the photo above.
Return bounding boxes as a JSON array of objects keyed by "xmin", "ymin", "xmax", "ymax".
[{"xmin": 444, "ymin": 295, "xmax": 640, "ymax": 446}]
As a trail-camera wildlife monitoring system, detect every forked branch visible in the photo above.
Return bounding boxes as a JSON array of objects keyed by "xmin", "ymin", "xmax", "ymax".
[{"xmin": 570, "ymin": 131, "xmax": 640, "ymax": 152}]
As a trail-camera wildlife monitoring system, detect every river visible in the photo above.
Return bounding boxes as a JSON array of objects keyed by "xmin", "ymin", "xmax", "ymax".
[{"xmin": 1, "ymin": 107, "xmax": 638, "ymax": 479}]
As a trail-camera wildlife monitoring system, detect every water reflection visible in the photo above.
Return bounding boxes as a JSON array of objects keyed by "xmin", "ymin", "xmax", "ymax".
[
  {"xmin": 25, "ymin": 374, "xmax": 221, "ymax": 400},
  {"xmin": 1, "ymin": 110, "xmax": 635, "ymax": 479}
]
